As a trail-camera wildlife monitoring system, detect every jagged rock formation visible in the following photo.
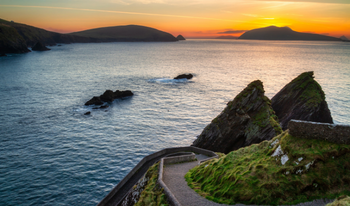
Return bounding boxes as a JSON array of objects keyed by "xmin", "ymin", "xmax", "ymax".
[
  {"xmin": 31, "ymin": 41, "xmax": 50, "ymax": 51},
  {"xmin": 174, "ymin": 73, "xmax": 193, "ymax": 80},
  {"xmin": 85, "ymin": 90, "xmax": 133, "ymax": 106},
  {"xmin": 119, "ymin": 172, "xmax": 149, "ymax": 206},
  {"xmin": 271, "ymin": 71, "xmax": 333, "ymax": 130},
  {"xmin": 176, "ymin": 35, "xmax": 186, "ymax": 40},
  {"xmin": 192, "ymin": 80, "xmax": 282, "ymax": 154}
]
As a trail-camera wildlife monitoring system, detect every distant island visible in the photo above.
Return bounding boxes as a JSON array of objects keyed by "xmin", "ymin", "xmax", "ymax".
[
  {"xmin": 0, "ymin": 18, "xmax": 178, "ymax": 55},
  {"xmin": 238, "ymin": 26, "xmax": 342, "ymax": 41},
  {"xmin": 69, "ymin": 25, "xmax": 178, "ymax": 42},
  {"xmin": 216, "ymin": 35, "xmax": 238, "ymax": 39},
  {"xmin": 176, "ymin": 35, "xmax": 186, "ymax": 40}
]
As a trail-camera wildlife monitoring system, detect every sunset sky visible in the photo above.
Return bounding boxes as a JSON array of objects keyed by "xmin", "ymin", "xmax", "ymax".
[{"xmin": 0, "ymin": 0, "xmax": 349, "ymax": 38}]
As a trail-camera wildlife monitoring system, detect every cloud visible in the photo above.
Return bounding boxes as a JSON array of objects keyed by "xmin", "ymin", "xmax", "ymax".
[
  {"xmin": 0, "ymin": 4, "xmax": 238, "ymax": 22},
  {"xmin": 242, "ymin": 13, "xmax": 259, "ymax": 17},
  {"xmin": 217, "ymin": 30, "xmax": 247, "ymax": 34},
  {"xmin": 256, "ymin": 0, "xmax": 350, "ymax": 4}
]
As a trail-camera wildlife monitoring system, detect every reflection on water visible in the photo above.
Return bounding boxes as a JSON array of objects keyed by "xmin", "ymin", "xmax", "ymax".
[{"xmin": 0, "ymin": 40, "xmax": 349, "ymax": 205}]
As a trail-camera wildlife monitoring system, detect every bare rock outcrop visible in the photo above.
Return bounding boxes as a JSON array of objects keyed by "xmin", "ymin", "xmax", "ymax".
[
  {"xmin": 192, "ymin": 80, "xmax": 282, "ymax": 154},
  {"xmin": 174, "ymin": 73, "xmax": 193, "ymax": 80},
  {"xmin": 176, "ymin": 35, "xmax": 186, "ymax": 40},
  {"xmin": 31, "ymin": 41, "xmax": 50, "ymax": 51},
  {"xmin": 85, "ymin": 90, "xmax": 133, "ymax": 106},
  {"xmin": 271, "ymin": 71, "xmax": 333, "ymax": 130}
]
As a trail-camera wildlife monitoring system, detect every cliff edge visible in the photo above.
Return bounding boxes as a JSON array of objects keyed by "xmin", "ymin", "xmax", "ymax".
[
  {"xmin": 271, "ymin": 71, "xmax": 333, "ymax": 130},
  {"xmin": 192, "ymin": 80, "xmax": 282, "ymax": 154}
]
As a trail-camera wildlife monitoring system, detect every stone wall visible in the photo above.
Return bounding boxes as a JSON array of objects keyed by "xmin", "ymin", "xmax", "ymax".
[
  {"xmin": 98, "ymin": 146, "xmax": 218, "ymax": 206},
  {"xmin": 288, "ymin": 120, "xmax": 350, "ymax": 145},
  {"xmin": 163, "ymin": 153, "xmax": 196, "ymax": 164}
]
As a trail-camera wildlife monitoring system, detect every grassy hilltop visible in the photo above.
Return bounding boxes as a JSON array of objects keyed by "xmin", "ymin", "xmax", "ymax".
[
  {"xmin": 70, "ymin": 25, "xmax": 178, "ymax": 42},
  {"xmin": 186, "ymin": 131, "xmax": 350, "ymax": 205},
  {"xmin": 0, "ymin": 18, "xmax": 177, "ymax": 54}
]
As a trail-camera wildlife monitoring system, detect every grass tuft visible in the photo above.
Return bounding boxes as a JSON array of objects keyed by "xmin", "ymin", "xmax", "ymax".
[
  {"xmin": 326, "ymin": 195, "xmax": 350, "ymax": 206},
  {"xmin": 135, "ymin": 162, "xmax": 168, "ymax": 206}
]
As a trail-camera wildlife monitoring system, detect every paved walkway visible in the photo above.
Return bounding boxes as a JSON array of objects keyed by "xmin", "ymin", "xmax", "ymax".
[
  {"xmin": 162, "ymin": 155, "xmax": 333, "ymax": 206},
  {"xmin": 163, "ymin": 155, "xmax": 231, "ymax": 206}
]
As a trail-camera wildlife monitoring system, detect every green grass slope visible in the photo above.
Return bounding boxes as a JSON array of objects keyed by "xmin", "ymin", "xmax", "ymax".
[
  {"xmin": 0, "ymin": 23, "xmax": 29, "ymax": 53},
  {"xmin": 70, "ymin": 25, "xmax": 178, "ymax": 42},
  {"xmin": 135, "ymin": 162, "xmax": 169, "ymax": 206},
  {"xmin": 186, "ymin": 131, "xmax": 350, "ymax": 205},
  {"xmin": 327, "ymin": 196, "xmax": 350, "ymax": 206},
  {"xmin": 0, "ymin": 18, "xmax": 60, "ymax": 47},
  {"xmin": 0, "ymin": 18, "xmax": 97, "ymax": 53}
]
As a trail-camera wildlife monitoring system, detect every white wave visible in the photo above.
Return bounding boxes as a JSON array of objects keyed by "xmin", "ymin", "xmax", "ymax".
[{"xmin": 148, "ymin": 78, "xmax": 190, "ymax": 84}]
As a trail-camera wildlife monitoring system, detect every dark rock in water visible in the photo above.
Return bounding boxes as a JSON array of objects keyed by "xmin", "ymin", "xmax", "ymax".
[
  {"xmin": 57, "ymin": 45, "xmax": 62, "ymax": 46},
  {"xmin": 271, "ymin": 71, "xmax": 333, "ymax": 130},
  {"xmin": 100, "ymin": 90, "xmax": 115, "ymax": 102},
  {"xmin": 192, "ymin": 80, "xmax": 282, "ymax": 154},
  {"xmin": 0, "ymin": 53, "xmax": 7, "ymax": 57},
  {"xmin": 99, "ymin": 105, "xmax": 109, "ymax": 109},
  {"xmin": 84, "ymin": 111, "xmax": 91, "ymax": 115},
  {"xmin": 114, "ymin": 90, "xmax": 134, "ymax": 98},
  {"xmin": 32, "ymin": 41, "xmax": 50, "ymax": 51},
  {"xmin": 85, "ymin": 90, "xmax": 133, "ymax": 106},
  {"xmin": 85, "ymin": 96, "xmax": 103, "ymax": 106},
  {"xmin": 174, "ymin": 73, "xmax": 193, "ymax": 80},
  {"xmin": 176, "ymin": 35, "xmax": 186, "ymax": 40}
]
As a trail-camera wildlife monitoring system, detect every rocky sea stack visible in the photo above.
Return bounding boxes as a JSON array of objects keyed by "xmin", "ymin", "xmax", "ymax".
[
  {"xmin": 174, "ymin": 73, "xmax": 193, "ymax": 80},
  {"xmin": 85, "ymin": 90, "xmax": 133, "ymax": 106},
  {"xmin": 31, "ymin": 41, "xmax": 50, "ymax": 51},
  {"xmin": 271, "ymin": 71, "xmax": 333, "ymax": 130},
  {"xmin": 192, "ymin": 80, "xmax": 282, "ymax": 154},
  {"xmin": 176, "ymin": 35, "xmax": 186, "ymax": 40}
]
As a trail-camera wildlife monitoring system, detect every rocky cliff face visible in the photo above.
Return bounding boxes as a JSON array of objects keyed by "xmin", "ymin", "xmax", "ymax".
[
  {"xmin": 0, "ymin": 24, "xmax": 30, "ymax": 54},
  {"xmin": 271, "ymin": 71, "xmax": 333, "ymax": 130},
  {"xmin": 192, "ymin": 80, "xmax": 282, "ymax": 154}
]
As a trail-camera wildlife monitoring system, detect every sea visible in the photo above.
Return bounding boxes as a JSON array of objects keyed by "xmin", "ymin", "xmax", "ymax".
[{"xmin": 0, "ymin": 39, "xmax": 349, "ymax": 206}]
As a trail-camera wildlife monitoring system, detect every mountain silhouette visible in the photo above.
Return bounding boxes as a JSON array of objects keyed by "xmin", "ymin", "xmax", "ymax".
[
  {"xmin": 239, "ymin": 26, "xmax": 341, "ymax": 41},
  {"xmin": 0, "ymin": 18, "xmax": 178, "ymax": 54},
  {"xmin": 69, "ymin": 25, "xmax": 177, "ymax": 42}
]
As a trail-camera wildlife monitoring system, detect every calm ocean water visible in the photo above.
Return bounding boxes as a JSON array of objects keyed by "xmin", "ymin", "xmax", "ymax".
[{"xmin": 0, "ymin": 40, "xmax": 349, "ymax": 206}]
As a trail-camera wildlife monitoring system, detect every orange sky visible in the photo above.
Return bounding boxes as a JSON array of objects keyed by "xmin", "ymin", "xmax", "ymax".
[{"xmin": 0, "ymin": 0, "xmax": 349, "ymax": 38}]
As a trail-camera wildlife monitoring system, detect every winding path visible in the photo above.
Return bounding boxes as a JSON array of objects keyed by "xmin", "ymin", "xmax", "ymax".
[
  {"xmin": 163, "ymin": 154, "xmax": 231, "ymax": 206},
  {"xmin": 161, "ymin": 154, "xmax": 333, "ymax": 206}
]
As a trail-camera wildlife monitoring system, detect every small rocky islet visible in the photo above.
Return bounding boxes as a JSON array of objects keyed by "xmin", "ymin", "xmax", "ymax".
[
  {"xmin": 119, "ymin": 71, "xmax": 350, "ymax": 206},
  {"xmin": 174, "ymin": 73, "xmax": 193, "ymax": 80},
  {"xmin": 31, "ymin": 41, "xmax": 50, "ymax": 51},
  {"xmin": 84, "ymin": 90, "xmax": 133, "ymax": 115}
]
